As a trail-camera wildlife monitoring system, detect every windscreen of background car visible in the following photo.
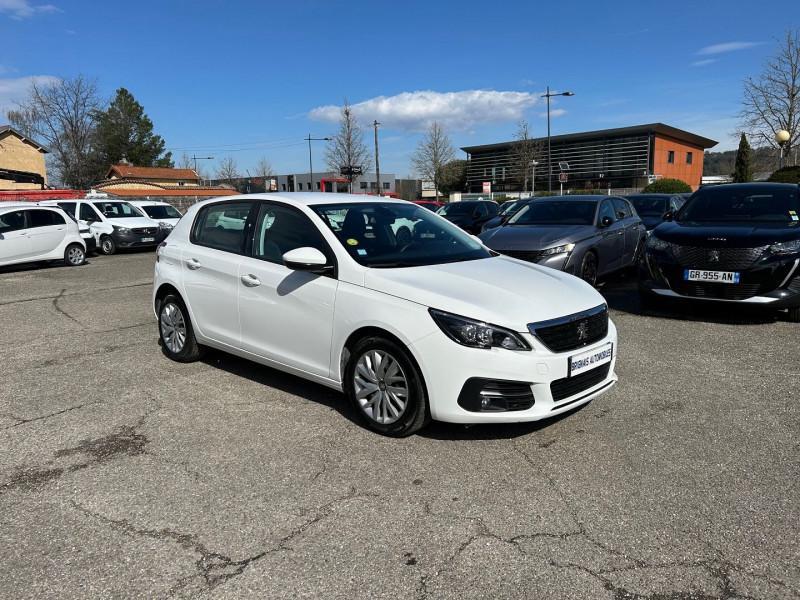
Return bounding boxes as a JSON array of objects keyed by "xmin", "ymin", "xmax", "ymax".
[
  {"xmin": 142, "ymin": 205, "xmax": 182, "ymax": 219},
  {"xmin": 628, "ymin": 196, "xmax": 668, "ymax": 216},
  {"xmin": 313, "ymin": 202, "xmax": 491, "ymax": 268},
  {"xmin": 92, "ymin": 202, "xmax": 144, "ymax": 218},
  {"xmin": 678, "ymin": 187, "xmax": 800, "ymax": 224},
  {"xmin": 508, "ymin": 200, "xmax": 596, "ymax": 226}
]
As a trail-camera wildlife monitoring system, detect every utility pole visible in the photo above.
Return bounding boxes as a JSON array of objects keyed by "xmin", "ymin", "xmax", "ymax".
[
  {"xmin": 374, "ymin": 120, "xmax": 381, "ymax": 196},
  {"xmin": 192, "ymin": 155, "xmax": 213, "ymax": 183}
]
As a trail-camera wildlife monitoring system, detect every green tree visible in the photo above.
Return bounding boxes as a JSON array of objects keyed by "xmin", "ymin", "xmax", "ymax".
[
  {"xmin": 767, "ymin": 165, "xmax": 800, "ymax": 182},
  {"xmin": 733, "ymin": 133, "xmax": 754, "ymax": 182},
  {"xmin": 641, "ymin": 178, "xmax": 692, "ymax": 193},
  {"xmin": 94, "ymin": 88, "xmax": 173, "ymax": 170},
  {"xmin": 438, "ymin": 159, "xmax": 468, "ymax": 196}
]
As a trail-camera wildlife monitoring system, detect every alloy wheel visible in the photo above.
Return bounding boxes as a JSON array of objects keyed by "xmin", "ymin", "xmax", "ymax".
[
  {"xmin": 160, "ymin": 302, "xmax": 187, "ymax": 354},
  {"xmin": 353, "ymin": 349, "xmax": 409, "ymax": 424}
]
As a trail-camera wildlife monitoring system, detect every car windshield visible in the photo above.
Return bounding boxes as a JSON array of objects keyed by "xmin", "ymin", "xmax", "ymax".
[
  {"xmin": 92, "ymin": 201, "xmax": 142, "ymax": 218},
  {"xmin": 142, "ymin": 205, "xmax": 182, "ymax": 219},
  {"xmin": 628, "ymin": 196, "xmax": 668, "ymax": 216},
  {"xmin": 677, "ymin": 186, "xmax": 800, "ymax": 224},
  {"xmin": 313, "ymin": 202, "xmax": 491, "ymax": 268},
  {"xmin": 499, "ymin": 200, "xmax": 522, "ymax": 216},
  {"xmin": 508, "ymin": 200, "xmax": 596, "ymax": 226},
  {"xmin": 437, "ymin": 202, "xmax": 475, "ymax": 216}
]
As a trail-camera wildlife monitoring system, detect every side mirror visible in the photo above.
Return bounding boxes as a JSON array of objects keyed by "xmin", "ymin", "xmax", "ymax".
[
  {"xmin": 663, "ymin": 211, "xmax": 674, "ymax": 222},
  {"xmin": 600, "ymin": 216, "xmax": 614, "ymax": 228},
  {"xmin": 283, "ymin": 247, "xmax": 332, "ymax": 275}
]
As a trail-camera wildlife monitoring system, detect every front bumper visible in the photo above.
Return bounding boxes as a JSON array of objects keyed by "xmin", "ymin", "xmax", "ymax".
[
  {"xmin": 113, "ymin": 228, "xmax": 168, "ymax": 249},
  {"xmin": 408, "ymin": 320, "xmax": 618, "ymax": 424},
  {"xmin": 638, "ymin": 253, "xmax": 800, "ymax": 309}
]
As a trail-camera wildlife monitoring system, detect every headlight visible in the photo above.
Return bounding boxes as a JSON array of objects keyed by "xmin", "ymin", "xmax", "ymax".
[
  {"xmin": 540, "ymin": 243, "xmax": 575, "ymax": 257},
  {"xmin": 646, "ymin": 235, "xmax": 670, "ymax": 251},
  {"xmin": 159, "ymin": 222, "xmax": 173, "ymax": 231},
  {"xmin": 769, "ymin": 239, "xmax": 800, "ymax": 255},
  {"xmin": 114, "ymin": 226, "xmax": 131, "ymax": 235},
  {"xmin": 429, "ymin": 309, "xmax": 530, "ymax": 351}
]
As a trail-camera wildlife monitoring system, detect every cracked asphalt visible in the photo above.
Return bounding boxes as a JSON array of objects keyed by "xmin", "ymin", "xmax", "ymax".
[{"xmin": 1, "ymin": 251, "xmax": 798, "ymax": 599}]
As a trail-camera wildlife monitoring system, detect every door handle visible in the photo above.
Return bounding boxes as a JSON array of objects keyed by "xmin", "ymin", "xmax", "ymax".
[
  {"xmin": 186, "ymin": 258, "xmax": 201, "ymax": 270},
  {"xmin": 241, "ymin": 274, "xmax": 261, "ymax": 287}
]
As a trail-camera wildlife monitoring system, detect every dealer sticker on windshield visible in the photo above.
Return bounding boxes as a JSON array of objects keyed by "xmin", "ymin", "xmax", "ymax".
[
  {"xmin": 569, "ymin": 342, "xmax": 613, "ymax": 377},
  {"xmin": 684, "ymin": 269, "xmax": 740, "ymax": 283}
]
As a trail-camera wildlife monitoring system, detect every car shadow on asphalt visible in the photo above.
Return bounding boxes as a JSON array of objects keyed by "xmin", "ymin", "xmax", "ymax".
[
  {"xmin": 596, "ymin": 267, "xmax": 785, "ymax": 325},
  {"xmin": 187, "ymin": 345, "xmax": 588, "ymax": 441}
]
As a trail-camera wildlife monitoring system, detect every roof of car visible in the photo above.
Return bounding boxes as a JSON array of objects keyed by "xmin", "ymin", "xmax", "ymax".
[{"xmin": 189, "ymin": 192, "xmax": 412, "ymax": 211}]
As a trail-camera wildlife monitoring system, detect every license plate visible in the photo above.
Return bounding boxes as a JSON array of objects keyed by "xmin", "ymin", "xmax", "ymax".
[
  {"xmin": 141, "ymin": 237, "xmax": 155, "ymax": 243},
  {"xmin": 683, "ymin": 269, "xmax": 740, "ymax": 283},
  {"xmin": 569, "ymin": 342, "xmax": 613, "ymax": 377}
]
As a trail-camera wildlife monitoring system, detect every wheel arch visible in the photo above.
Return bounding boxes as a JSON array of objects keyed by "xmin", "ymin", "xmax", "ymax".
[{"xmin": 154, "ymin": 282, "xmax": 182, "ymax": 314}]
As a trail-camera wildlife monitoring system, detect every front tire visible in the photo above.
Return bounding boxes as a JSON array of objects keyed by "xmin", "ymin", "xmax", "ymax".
[
  {"xmin": 158, "ymin": 294, "xmax": 204, "ymax": 362},
  {"xmin": 580, "ymin": 252, "xmax": 598, "ymax": 287},
  {"xmin": 344, "ymin": 336, "xmax": 429, "ymax": 437},
  {"xmin": 100, "ymin": 235, "xmax": 116, "ymax": 255},
  {"xmin": 64, "ymin": 243, "xmax": 85, "ymax": 266}
]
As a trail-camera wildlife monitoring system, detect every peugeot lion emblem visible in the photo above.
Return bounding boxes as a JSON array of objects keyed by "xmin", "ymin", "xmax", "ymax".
[
  {"xmin": 576, "ymin": 321, "xmax": 589, "ymax": 341},
  {"xmin": 708, "ymin": 250, "xmax": 720, "ymax": 263}
]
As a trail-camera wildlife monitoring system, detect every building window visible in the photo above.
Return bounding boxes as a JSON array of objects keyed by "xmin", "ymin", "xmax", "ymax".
[
  {"xmin": 667, "ymin": 151, "xmax": 675, "ymax": 164},
  {"xmin": 383, "ymin": 182, "xmax": 390, "ymax": 190},
  {"xmin": 359, "ymin": 181, "xmax": 367, "ymax": 189},
  {"xmin": 686, "ymin": 152, "xmax": 693, "ymax": 165},
  {"xmin": 178, "ymin": 181, "xmax": 185, "ymax": 187},
  {"xmin": 281, "ymin": 183, "xmax": 286, "ymax": 191}
]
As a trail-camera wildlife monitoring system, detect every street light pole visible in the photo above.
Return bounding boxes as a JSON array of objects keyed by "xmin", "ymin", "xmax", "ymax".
[
  {"xmin": 776, "ymin": 129, "xmax": 791, "ymax": 170},
  {"xmin": 307, "ymin": 134, "xmax": 332, "ymax": 191},
  {"xmin": 541, "ymin": 86, "xmax": 575, "ymax": 193},
  {"xmin": 374, "ymin": 120, "xmax": 381, "ymax": 196}
]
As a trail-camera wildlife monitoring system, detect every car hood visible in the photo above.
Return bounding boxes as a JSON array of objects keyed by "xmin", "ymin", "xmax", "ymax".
[
  {"xmin": 105, "ymin": 217, "xmax": 161, "ymax": 229},
  {"xmin": 653, "ymin": 221, "xmax": 800, "ymax": 246},
  {"xmin": 478, "ymin": 224, "xmax": 592, "ymax": 249},
  {"xmin": 362, "ymin": 256, "xmax": 604, "ymax": 331}
]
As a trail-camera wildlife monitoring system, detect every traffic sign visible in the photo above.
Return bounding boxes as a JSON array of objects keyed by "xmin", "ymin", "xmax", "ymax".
[{"xmin": 559, "ymin": 173, "xmax": 568, "ymax": 183}]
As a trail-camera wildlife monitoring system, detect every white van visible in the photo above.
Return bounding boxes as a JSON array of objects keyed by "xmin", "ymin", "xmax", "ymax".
[
  {"xmin": 127, "ymin": 200, "xmax": 183, "ymax": 228},
  {"xmin": 42, "ymin": 199, "xmax": 169, "ymax": 255}
]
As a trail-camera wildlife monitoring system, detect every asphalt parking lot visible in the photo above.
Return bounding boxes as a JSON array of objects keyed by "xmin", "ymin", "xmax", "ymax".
[{"xmin": 1, "ymin": 250, "xmax": 798, "ymax": 599}]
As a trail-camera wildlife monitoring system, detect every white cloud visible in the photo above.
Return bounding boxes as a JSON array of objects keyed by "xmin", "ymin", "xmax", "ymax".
[
  {"xmin": 308, "ymin": 90, "xmax": 540, "ymax": 132},
  {"xmin": 692, "ymin": 59, "xmax": 716, "ymax": 67},
  {"xmin": 538, "ymin": 108, "xmax": 567, "ymax": 119},
  {"xmin": 0, "ymin": 74, "xmax": 60, "ymax": 117},
  {"xmin": 0, "ymin": 0, "xmax": 60, "ymax": 19},
  {"xmin": 696, "ymin": 41, "xmax": 762, "ymax": 55}
]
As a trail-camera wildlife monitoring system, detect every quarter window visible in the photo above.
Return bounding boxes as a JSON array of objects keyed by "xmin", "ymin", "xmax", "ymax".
[{"xmin": 192, "ymin": 202, "xmax": 253, "ymax": 253}]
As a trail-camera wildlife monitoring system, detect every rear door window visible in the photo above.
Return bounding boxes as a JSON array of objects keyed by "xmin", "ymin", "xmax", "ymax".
[{"xmin": 192, "ymin": 202, "xmax": 254, "ymax": 253}]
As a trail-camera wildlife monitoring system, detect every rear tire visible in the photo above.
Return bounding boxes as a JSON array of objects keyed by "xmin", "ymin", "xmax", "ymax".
[
  {"xmin": 158, "ymin": 294, "xmax": 204, "ymax": 362},
  {"xmin": 100, "ymin": 235, "xmax": 116, "ymax": 255},
  {"xmin": 64, "ymin": 243, "xmax": 85, "ymax": 266},
  {"xmin": 344, "ymin": 336, "xmax": 429, "ymax": 437}
]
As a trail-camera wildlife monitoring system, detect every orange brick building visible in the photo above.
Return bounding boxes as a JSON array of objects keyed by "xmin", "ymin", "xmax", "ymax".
[{"xmin": 463, "ymin": 123, "xmax": 717, "ymax": 193}]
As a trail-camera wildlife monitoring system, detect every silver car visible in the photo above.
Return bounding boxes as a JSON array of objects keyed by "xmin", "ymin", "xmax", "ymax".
[{"xmin": 478, "ymin": 195, "xmax": 646, "ymax": 286}]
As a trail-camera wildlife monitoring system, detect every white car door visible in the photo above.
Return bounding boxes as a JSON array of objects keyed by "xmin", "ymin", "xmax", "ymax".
[
  {"xmin": 180, "ymin": 201, "xmax": 254, "ymax": 349},
  {"xmin": 27, "ymin": 209, "xmax": 68, "ymax": 258},
  {"xmin": 0, "ymin": 209, "xmax": 32, "ymax": 264},
  {"xmin": 237, "ymin": 203, "xmax": 338, "ymax": 378}
]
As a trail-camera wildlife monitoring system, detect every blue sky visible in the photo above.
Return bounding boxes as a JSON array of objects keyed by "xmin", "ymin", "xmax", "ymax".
[{"xmin": 0, "ymin": 0, "xmax": 795, "ymax": 179}]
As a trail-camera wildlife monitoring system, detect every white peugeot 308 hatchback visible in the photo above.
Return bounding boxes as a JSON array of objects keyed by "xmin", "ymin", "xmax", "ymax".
[{"xmin": 153, "ymin": 193, "xmax": 618, "ymax": 436}]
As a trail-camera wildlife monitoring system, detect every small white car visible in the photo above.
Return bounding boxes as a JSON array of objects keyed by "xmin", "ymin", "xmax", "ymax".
[
  {"xmin": 42, "ymin": 199, "xmax": 169, "ymax": 255},
  {"xmin": 0, "ymin": 202, "xmax": 86, "ymax": 268},
  {"xmin": 153, "ymin": 193, "xmax": 618, "ymax": 436},
  {"xmin": 127, "ymin": 200, "xmax": 183, "ymax": 228}
]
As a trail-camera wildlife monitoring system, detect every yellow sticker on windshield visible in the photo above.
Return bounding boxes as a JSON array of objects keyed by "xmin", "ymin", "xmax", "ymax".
[{"xmin": 347, "ymin": 238, "xmax": 359, "ymax": 246}]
